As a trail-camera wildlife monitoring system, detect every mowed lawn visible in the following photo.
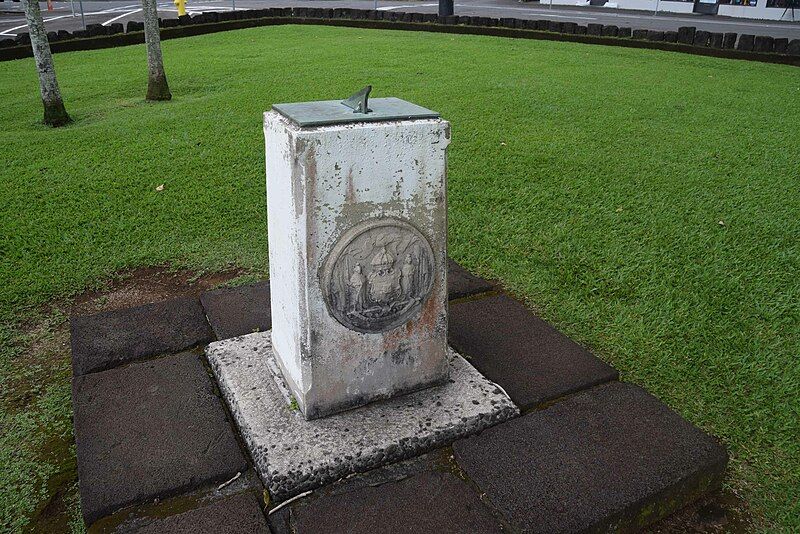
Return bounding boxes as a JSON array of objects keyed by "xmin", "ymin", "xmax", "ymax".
[{"xmin": 1, "ymin": 24, "xmax": 798, "ymax": 531}]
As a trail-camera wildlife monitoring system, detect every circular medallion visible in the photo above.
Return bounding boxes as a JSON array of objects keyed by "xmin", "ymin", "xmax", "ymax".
[{"xmin": 320, "ymin": 218, "xmax": 436, "ymax": 333}]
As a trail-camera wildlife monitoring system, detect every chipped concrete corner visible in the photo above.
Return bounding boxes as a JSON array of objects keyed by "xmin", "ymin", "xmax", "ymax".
[{"xmin": 264, "ymin": 110, "xmax": 451, "ymax": 420}]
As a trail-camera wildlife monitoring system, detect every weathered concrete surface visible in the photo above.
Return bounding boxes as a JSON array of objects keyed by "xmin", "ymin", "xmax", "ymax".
[
  {"xmin": 72, "ymin": 351, "xmax": 247, "ymax": 526},
  {"xmin": 206, "ymin": 330, "xmax": 518, "ymax": 501},
  {"xmin": 265, "ymin": 110, "xmax": 451, "ymax": 419},
  {"xmin": 131, "ymin": 492, "xmax": 269, "ymax": 534},
  {"xmin": 453, "ymin": 381, "xmax": 729, "ymax": 533},
  {"xmin": 447, "ymin": 258, "xmax": 494, "ymax": 300},
  {"xmin": 448, "ymin": 294, "xmax": 618, "ymax": 409},
  {"xmin": 288, "ymin": 471, "xmax": 505, "ymax": 534},
  {"xmin": 200, "ymin": 281, "xmax": 272, "ymax": 339},
  {"xmin": 70, "ymin": 296, "xmax": 212, "ymax": 376}
]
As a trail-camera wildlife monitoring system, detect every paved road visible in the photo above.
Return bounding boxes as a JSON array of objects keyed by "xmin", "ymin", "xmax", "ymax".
[{"xmin": 2, "ymin": 0, "xmax": 798, "ymax": 39}]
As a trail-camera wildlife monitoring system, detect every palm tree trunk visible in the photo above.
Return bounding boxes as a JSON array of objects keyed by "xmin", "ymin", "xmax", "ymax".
[
  {"xmin": 141, "ymin": 0, "xmax": 171, "ymax": 101},
  {"xmin": 21, "ymin": 0, "xmax": 71, "ymax": 126}
]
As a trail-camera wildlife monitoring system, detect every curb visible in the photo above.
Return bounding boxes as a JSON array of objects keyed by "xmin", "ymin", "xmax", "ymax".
[{"xmin": 1, "ymin": 8, "xmax": 799, "ymax": 65}]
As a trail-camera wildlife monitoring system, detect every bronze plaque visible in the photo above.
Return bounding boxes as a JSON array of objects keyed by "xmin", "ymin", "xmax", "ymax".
[{"xmin": 321, "ymin": 218, "xmax": 435, "ymax": 333}]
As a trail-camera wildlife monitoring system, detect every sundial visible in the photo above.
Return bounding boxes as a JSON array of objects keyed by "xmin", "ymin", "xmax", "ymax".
[{"xmin": 272, "ymin": 86, "xmax": 440, "ymax": 127}]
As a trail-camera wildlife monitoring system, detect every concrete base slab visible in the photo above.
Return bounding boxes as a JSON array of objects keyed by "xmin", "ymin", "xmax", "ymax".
[{"xmin": 206, "ymin": 331, "xmax": 518, "ymax": 501}]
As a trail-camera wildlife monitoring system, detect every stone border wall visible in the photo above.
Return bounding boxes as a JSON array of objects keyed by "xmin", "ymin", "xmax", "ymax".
[{"xmin": 2, "ymin": 7, "xmax": 799, "ymax": 65}]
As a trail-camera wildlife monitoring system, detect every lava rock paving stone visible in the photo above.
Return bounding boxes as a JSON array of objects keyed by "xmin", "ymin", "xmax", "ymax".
[
  {"xmin": 447, "ymin": 258, "xmax": 494, "ymax": 300},
  {"xmin": 200, "ymin": 281, "xmax": 272, "ymax": 340},
  {"xmin": 453, "ymin": 381, "xmax": 728, "ymax": 533},
  {"xmin": 70, "ymin": 296, "xmax": 212, "ymax": 376},
  {"xmin": 288, "ymin": 471, "xmax": 504, "ymax": 534},
  {"xmin": 72, "ymin": 351, "xmax": 248, "ymax": 526},
  {"xmin": 133, "ymin": 492, "xmax": 269, "ymax": 534},
  {"xmin": 448, "ymin": 294, "xmax": 617, "ymax": 410}
]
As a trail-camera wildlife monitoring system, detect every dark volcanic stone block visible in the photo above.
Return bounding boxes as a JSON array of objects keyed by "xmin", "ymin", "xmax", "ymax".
[
  {"xmin": 0, "ymin": 38, "xmax": 15, "ymax": 47},
  {"xmin": 136, "ymin": 493, "xmax": 269, "ymax": 533},
  {"xmin": 500, "ymin": 17, "xmax": 516, "ymax": 28},
  {"xmin": 70, "ymin": 296, "xmax": 212, "ymax": 376},
  {"xmin": 46, "ymin": 31, "xmax": 58, "ymax": 42},
  {"xmin": 411, "ymin": 12, "xmax": 425, "ymax": 22},
  {"xmin": 453, "ymin": 382, "xmax": 728, "ymax": 533},
  {"xmin": 587, "ymin": 23, "xmax": 603, "ymax": 35},
  {"xmin": 709, "ymin": 32, "xmax": 723, "ymax": 48},
  {"xmin": 86, "ymin": 23, "xmax": 106, "ymax": 36},
  {"xmin": 108, "ymin": 22, "xmax": 123, "ymax": 34},
  {"xmin": 602, "ymin": 24, "xmax": 618, "ymax": 36},
  {"xmin": 576, "ymin": 25, "xmax": 587, "ymax": 34},
  {"xmin": 617, "ymin": 26, "xmax": 631, "ymax": 38},
  {"xmin": 788, "ymin": 39, "xmax": 800, "ymax": 55},
  {"xmin": 448, "ymin": 295, "xmax": 617, "ymax": 410},
  {"xmin": 547, "ymin": 20, "xmax": 561, "ymax": 32},
  {"xmin": 753, "ymin": 35, "xmax": 774, "ymax": 52},
  {"xmin": 677, "ymin": 25, "xmax": 695, "ymax": 44},
  {"xmin": 200, "ymin": 282, "xmax": 271, "ymax": 340},
  {"xmin": 73, "ymin": 352, "xmax": 247, "ymax": 526},
  {"xmin": 723, "ymin": 32, "xmax": 737, "ymax": 49},
  {"xmin": 161, "ymin": 17, "xmax": 179, "ymax": 27},
  {"xmin": 664, "ymin": 30, "xmax": 678, "ymax": 43},
  {"xmin": 536, "ymin": 19, "xmax": 549, "ymax": 30},
  {"xmin": 737, "ymin": 34, "xmax": 755, "ymax": 51},
  {"xmin": 177, "ymin": 14, "xmax": 191, "ymax": 25},
  {"xmin": 647, "ymin": 30, "xmax": 665, "ymax": 41},
  {"xmin": 15, "ymin": 32, "xmax": 30, "ymax": 44},
  {"xmin": 126, "ymin": 20, "xmax": 143, "ymax": 32},
  {"xmin": 290, "ymin": 472, "xmax": 503, "ymax": 533},
  {"xmin": 693, "ymin": 30, "xmax": 710, "ymax": 47},
  {"xmin": 447, "ymin": 259, "xmax": 493, "ymax": 300},
  {"xmin": 632, "ymin": 28, "xmax": 647, "ymax": 40},
  {"xmin": 561, "ymin": 21, "xmax": 577, "ymax": 33},
  {"xmin": 57, "ymin": 29, "xmax": 70, "ymax": 40},
  {"xmin": 774, "ymin": 37, "xmax": 788, "ymax": 54}
]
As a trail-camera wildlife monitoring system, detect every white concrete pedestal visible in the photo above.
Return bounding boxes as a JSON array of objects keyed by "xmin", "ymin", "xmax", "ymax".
[{"xmin": 264, "ymin": 104, "xmax": 451, "ymax": 420}]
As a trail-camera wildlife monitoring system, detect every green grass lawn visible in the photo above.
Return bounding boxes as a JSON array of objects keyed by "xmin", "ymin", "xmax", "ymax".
[{"xmin": 1, "ymin": 24, "xmax": 798, "ymax": 532}]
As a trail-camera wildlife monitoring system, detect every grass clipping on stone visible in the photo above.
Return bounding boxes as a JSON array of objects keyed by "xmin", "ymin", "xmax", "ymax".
[{"xmin": 1, "ymin": 24, "xmax": 799, "ymax": 531}]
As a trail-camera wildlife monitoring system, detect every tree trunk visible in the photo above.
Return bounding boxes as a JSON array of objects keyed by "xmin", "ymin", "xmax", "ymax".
[
  {"xmin": 21, "ymin": 0, "xmax": 71, "ymax": 126},
  {"xmin": 141, "ymin": 0, "xmax": 171, "ymax": 101}
]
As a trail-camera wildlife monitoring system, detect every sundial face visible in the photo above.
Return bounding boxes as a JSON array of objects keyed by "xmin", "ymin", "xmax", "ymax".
[{"xmin": 320, "ymin": 218, "xmax": 436, "ymax": 334}]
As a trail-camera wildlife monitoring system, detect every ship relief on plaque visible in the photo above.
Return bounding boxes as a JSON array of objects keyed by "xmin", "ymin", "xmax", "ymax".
[{"xmin": 321, "ymin": 218, "xmax": 435, "ymax": 333}]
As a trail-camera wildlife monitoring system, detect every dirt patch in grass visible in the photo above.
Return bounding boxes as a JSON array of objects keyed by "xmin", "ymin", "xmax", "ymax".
[
  {"xmin": 70, "ymin": 265, "xmax": 245, "ymax": 316},
  {"xmin": 3, "ymin": 266, "xmax": 246, "ymax": 533}
]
